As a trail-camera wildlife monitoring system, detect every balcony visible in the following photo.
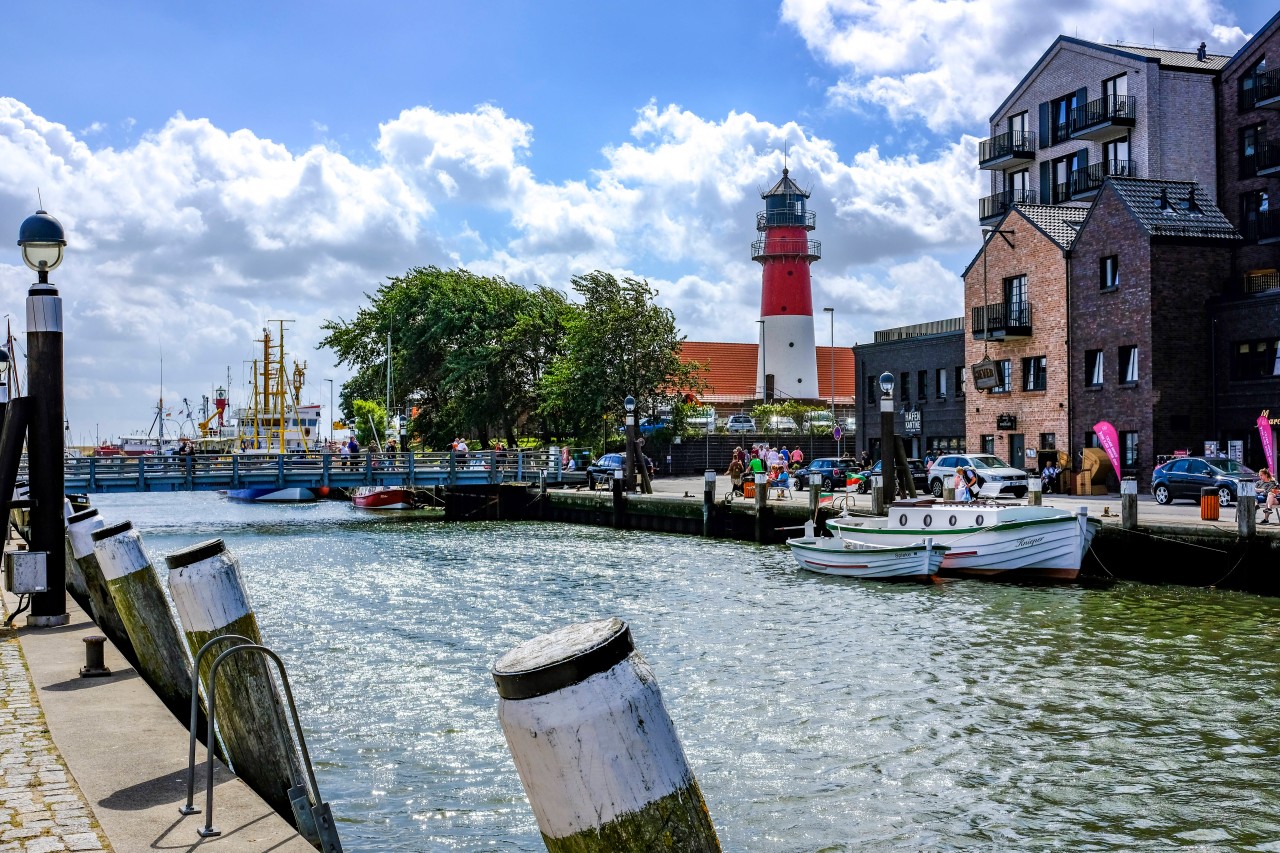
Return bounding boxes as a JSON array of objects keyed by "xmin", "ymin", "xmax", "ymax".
[
  {"xmin": 971, "ymin": 301, "xmax": 1033, "ymax": 340},
  {"xmin": 1254, "ymin": 68, "xmax": 1280, "ymax": 110},
  {"xmin": 751, "ymin": 237, "xmax": 821, "ymax": 261},
  {"xmin": 1069, "ymin": 95, "xmax": 1137, "ymax": 141},
  {"xmin": 1069, "ymin": 159, "xmax": 1138, "ymax": 200},
  {"xmin": 1245, "ymin": 208, "xmax": 1280, "ymax": 245},
  {"xmin": 978, "ymin": 188, "xmax": 1036, "ymax": 224},
  {"xmin": 978, "ymin": 130, "xmax": 1037, "ymax": 170},
  {"xmin": 756, "ymin": 209, "xmax": 816, "ymax": 231},
  {"xmin": 1256, "ymin": 140, "xmax": 1280, "ymax": 177},
  {"xmin": 1244, "ymin": 270, "xmax": 1280, "ymax": 294}
]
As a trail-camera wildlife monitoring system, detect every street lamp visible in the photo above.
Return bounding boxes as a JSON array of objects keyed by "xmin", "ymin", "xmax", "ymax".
[
  {"xmin": 879, "ymin": 371, "xmax": 896, "ymax": 511},
  {"xmin": 823, "ymin": 307, "xmax": 835, "ymax": 453},
  {"xmin": 18, "ymin": 208, "xmax": 68, "ymax": 626},
  {"xmin": 326, "ymin": 378, "xmax": 334, "ymax": 445},
  {"xmin": 624, "ymin": 394, "xmax": 637, "ymax": 491},
  {"xmin": 756, "ymin": 319, "xmax": 768, "ymax": 403}
]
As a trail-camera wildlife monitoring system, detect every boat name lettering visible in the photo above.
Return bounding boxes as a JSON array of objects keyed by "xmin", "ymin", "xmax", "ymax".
[{"xmin": 1016, "ymin": 535, "xmax": 1045, "ymax": 548}]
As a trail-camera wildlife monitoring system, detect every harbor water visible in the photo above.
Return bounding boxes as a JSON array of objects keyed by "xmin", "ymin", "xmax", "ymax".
[{"xmin": 96, "ymin": 492, "xmax": 1280, "ymax": 851}]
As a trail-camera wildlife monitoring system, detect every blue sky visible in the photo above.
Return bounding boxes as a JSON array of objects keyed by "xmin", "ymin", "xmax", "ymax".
[{"xmin": 0, "ymin": 0, "xmax": 1272, "ymax": 441}]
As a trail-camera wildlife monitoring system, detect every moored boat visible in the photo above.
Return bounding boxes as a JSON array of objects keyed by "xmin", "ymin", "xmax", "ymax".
[
  {"xmin": 788, "ymin": 522, "xmax": 946, "ymax": 580},
  {"xmin": 352, "ymin": 486, "xmax": 416, "ymax": 510},
  {"xmin": 827, "ymin": 499, "xmax": 1100, "ymax": 580},
  {"xmin": 222, "ymin": 486, "xmax": 317, "ymax": 503}
]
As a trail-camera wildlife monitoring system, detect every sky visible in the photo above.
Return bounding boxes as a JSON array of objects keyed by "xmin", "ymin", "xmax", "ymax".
[{"xmin": 0, "ymin": 0, "xmax": 1273, "ymax": 443}]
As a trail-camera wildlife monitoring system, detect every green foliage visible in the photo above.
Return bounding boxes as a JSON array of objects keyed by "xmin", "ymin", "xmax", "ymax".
[{"xmin": 352, "ymin": 399, "xmax": 388, "ymax": 447}]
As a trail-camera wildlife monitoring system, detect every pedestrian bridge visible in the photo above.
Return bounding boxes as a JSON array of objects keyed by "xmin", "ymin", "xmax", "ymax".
[{"xmin": 57, "ymin": 450, "xmax": 588, "ymax": 494}]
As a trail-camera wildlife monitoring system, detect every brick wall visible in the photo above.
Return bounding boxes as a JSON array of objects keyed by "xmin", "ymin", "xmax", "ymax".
[
  {"xmin": 854, "ymin": 331, "xmax": 966, "ymax": 457},
  {"xmin": 963, "ymin": 208, "xmax": 1070, "ymax": 463},
  {"xmin": 1155, "ymin": 71, "xmax": 1219, "ymax": 199}
]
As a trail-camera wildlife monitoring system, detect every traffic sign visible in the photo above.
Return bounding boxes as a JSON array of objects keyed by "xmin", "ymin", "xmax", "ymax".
[{"xmin": 833, "ymin": 426, "xmax": 843, "ymax": 441}]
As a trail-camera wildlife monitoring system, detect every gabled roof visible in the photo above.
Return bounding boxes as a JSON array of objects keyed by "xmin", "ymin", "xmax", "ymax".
[
  {"xmin": 960, "ymin": 204, "xmax": 1087, "ymax": 279},
  {"xmin": 1222, "ymin": 9, "xmax": 1280, "ymax": 75},
  {"xmin": 1100, "ymin": 178, "xmax": 1241, "ymax": 239},
  {"xmin": 991, "ymin": 35, "xmax": 1229, "ymax": 123},
  {"xmin": 679, "ymin": 341, "xmax": 856, "ymax": 403},
  {"xmin": 761, "ymin": 168, "xmax": 810, "ymax": 199}
]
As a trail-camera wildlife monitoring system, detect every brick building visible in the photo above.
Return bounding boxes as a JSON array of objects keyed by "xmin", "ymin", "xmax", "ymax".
[
  {"xmin": 854, "ymin": 319, "xmax": 966, "ymax": 461},
  {"xmin": 962, "ymin": 205, "xmax": 1086, "ymax": 470},
  {"xmin": 979, "ymin": 37, "xmax": 1227, "ymax": 225},
  {"xmin": 1068, "ymin": 178, "xmax": 1240, "ymax": 484}
]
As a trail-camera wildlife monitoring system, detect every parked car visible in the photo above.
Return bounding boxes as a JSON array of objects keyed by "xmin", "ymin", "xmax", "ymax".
[
  {"xmin": 856, "ymin": 458, "xmax": 930, "ymax": 495},
  {"xmin": 801, "ymin": 411, "xmax": 834, "ymax": 434},
  {"xmin": 686, "ymin": 408, "xmax": 716, "ymax": 432},
  {"xmin": 638, "ymin": 417, "xmax": 671, "ymax": 436},
  {"xmin": 726, "ymin": 414, "xmax": 756, "ymax": 433},
  {"xmin": 926, "ymin": 454, "xmax": 1029, "ymax": 498},
  {"xmin": 585, "ymin": 452, "xmax": 625, "ymax": 488},
  {"xmin": 766, "ymin": 415, "xmax": 799, "ymax": 433},
  {"xmin": 795, "ymin": 457, "xmax": 860, "ymax": 491},
  {"xmin": 1151, "ymin": 456, "xmax": 1256, "ymax": 506}
]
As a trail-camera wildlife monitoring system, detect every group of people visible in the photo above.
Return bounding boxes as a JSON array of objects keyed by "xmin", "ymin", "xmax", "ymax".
[{"xmin": 724, "ymin": 444, "xmax": 806, "ymax": 495}]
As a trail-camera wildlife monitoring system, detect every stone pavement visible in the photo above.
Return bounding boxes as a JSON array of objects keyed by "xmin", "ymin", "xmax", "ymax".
[{"xmin": 0, "ymin": 629, "xmax": 109, "ymax": 853}]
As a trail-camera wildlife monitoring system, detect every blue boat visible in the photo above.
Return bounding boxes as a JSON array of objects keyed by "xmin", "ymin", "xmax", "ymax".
[{"xmin": 222, "ymin": 487, "xmax": 316, "ymax": 503}]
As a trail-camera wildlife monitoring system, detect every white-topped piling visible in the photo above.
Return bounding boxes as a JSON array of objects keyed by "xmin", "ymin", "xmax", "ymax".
[
  {"xmin": 492, "ymin": 618, "xmax": 720, "ymax": 852},
  {"xmin": 65, "ymin": 509, "xmax": 138, "ymax": 667},
  {"xmin": 61, "ymin": 499, "xmax": 90, "ymax": 608}
]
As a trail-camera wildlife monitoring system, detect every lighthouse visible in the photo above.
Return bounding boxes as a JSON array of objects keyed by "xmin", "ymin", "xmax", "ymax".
[{"xmin": 753, "ymin": 168, "xmax": 820, "ymax": 401}]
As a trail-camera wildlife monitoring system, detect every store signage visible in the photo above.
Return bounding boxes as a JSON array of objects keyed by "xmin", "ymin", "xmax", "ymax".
[
  {"xmin": 996, "ymin": 413, "xmax": 1017, "ymax": 430},
  {"xmin": 1262, "ymin": 409, "xmax": 1280, "ymax": 426},
  {"xmin": 971, "ymin": 358, "xmax": 1000, "ymax": 391},
  {"xmin": 903, "ymin": 410, "xmax": 921, "ymax": 434}
]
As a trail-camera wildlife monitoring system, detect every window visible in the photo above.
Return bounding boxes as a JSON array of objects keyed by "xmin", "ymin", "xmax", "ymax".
[
  {"xmin": 1102, "ymin": 136, "xmax": 1131, "ymax": 174},
  {"xmin": 1102, "ymin": 74, "xmax": 1127, "ymax": 105},
  {"xmin": 1023, "ymin": 356, "xmax": 1047, "ymax": 391},
  {"xmin": 1242, "ymin": 190, "xmax": 1270, "ymax": 241},
  {"xmin": 1051, "ymin": 153, "xmax": 1074, "ymax": 203},
  {"xmin": 1242, "ymin": 124, "xmax": 1265, "ymax": 179},
  {"xmin": 1050, "ymin": 92, "xmax": 1078, "ymax": 144},
  {"xmin": 1121, "ymin": 431, "xmax": 1139, "ymax": 467},
  {"xmin": 981, "ymin": 435, "xmax": 996, "ymax": 455},
  {"xmin": 1085, "ymin": 431, "xmax": 1098, "ymax": 448},
  {"xmin": 956, "ymin": 366, "xmax": 966, "ymax": 397},
  {"xmin": 1100, "ymin": 255, "xmax": 1120, "ymax": 290},
  {"xmin": 1119, "ymin": 345, "xmax": 1139, "ymax": 384},
  {"xmin": 900, "ymin": 372, "xmax": 910, "ymax": 402},
  {"xmin": 1009, "ymin": 168, "xmax": 1029, "ymax": 195},
  {"xmin": 1009, "ymin": 111, "xmax": 1028, "ymax": 135},
  {"xmin": 991, "ymin": 359, "xmax": 1012, "ymax": 394},
  {"xmin": 918, "ymin": 370, "xmax": 927, "ymax": 401},
  {"xmin": 1231, "ymin": 338, "xmax": 1280, "ymax": 379},
  {"xmin": 1241, "ymin": 56, "xmax": 1267, "ymax": 111},
  {"xmin": 936, "ymin": 368, "xmax": 948, "ymax": 399},
  {"xmin": 1086, "ymin": 350, "xmax": 1104, "ymax": 387},
  {"xmin": 1040, "ymin": 432, "xmax": 1057, "ymax": 450},
  {"xmin": 865, "ymin": 374, "xmax": 879, "ymax": 401}
]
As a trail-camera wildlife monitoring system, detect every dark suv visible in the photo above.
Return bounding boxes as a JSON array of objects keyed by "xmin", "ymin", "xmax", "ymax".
[
  {"xmin": 795, "ymin": 457, "xmax": 859, "ymax": 491},
  {"xmin": 857, "ymin": 459, "xmax": 930, "ymax": 495},
  {"xmin": 1151, "ymin": 456, "xmax": 1256, "ymax": 506}
]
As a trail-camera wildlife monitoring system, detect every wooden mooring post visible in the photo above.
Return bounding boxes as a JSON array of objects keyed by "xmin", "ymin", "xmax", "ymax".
[
  {"xmin": 91, "ymin": 520, "xmax": 197, "ymax": 723},
  {"xmin": 702, "ymin": 470, "xmax": 715, "ymax": 537},
  {"xmin": 753, "ymin": 473, "xmax": 767, "ymax": 543},
  {"xmin": 165, "ymin": 539, "xmax": 304, "ymax": 824},
  {"xmin": 1121, "ymin": 478, "xmax": 1138, "ymax": 531},
  {"xmin": 611, "ymin": 469, "xmax": 626, "ymax": 529},
  {"xmin": 1238, "ymin": 492, "xmax": 1256, "ymax": 538},
  {"xmin": 492, "ymin": 618, "xmax": 720, "ymax": 853},
  {"xmin": 65, "ymin": 509, "xmax": 138, "ymax": 668}
]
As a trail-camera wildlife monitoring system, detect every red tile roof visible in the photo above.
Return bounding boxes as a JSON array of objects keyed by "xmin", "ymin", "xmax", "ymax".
[{"xmin": 678, "ymin": 341, "xmax": 856, "ymax": 404}]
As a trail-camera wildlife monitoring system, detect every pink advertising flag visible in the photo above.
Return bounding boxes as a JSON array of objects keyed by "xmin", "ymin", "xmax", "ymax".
[
  {"xmin": 1259, "ymin": 414, "xmax": 1276, "ymax": 473},
  {"xmin": 1093, "ymin": 421, "xmax": 1123, "ymax": 476}
]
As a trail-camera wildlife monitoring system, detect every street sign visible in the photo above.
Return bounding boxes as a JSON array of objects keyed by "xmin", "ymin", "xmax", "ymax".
[{"xmin": 833, "ymin": 426, "xmax": 843, "ymax": 441}]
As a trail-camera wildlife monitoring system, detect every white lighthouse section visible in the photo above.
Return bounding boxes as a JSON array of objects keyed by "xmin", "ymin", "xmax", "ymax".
[{"xmin": 757, "ymin": 315, "xmax": 818, "ymax": 399}]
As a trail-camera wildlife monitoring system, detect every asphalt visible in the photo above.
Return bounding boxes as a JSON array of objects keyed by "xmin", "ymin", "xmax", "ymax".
[{"xmin": 1, "ymin": 586, "xmax": 315, "ymax": 853}]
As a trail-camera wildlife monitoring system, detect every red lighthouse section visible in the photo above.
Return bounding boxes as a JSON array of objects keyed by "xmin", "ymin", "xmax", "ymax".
[{"xmin": 753, "ymin": 168, "xmax": 820, "ymax": 317}]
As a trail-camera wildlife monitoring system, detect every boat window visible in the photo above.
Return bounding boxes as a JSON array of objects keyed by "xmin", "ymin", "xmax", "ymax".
[{"xmin": 948, "ymin": 515, "xmax": 957, "ymax": 526}]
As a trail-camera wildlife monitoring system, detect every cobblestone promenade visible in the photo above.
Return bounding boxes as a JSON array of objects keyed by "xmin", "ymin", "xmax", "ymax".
[{"xmin": 0, "ymin": 630, "xmax": 109, "ymax": 853}]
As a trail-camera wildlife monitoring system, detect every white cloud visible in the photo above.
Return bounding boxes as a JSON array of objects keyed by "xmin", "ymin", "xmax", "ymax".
[{"xmin": 780, "ymin": 0, "xmax": 1249, "ymax": 131}]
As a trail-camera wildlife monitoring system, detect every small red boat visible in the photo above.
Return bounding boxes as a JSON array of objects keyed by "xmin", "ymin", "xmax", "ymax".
[{"xmin": 351, "ymin": 486, "xmax": 416, "ymax": 510}]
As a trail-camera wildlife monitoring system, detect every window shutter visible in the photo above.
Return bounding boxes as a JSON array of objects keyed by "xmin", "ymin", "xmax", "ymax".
[
  {"xmin": 1039, "ymin": 162, "xmax": 1052, "ymax": 204},
  {"xmin": 1077, "ymin": 146, "xmax": 1089, "ymax": 169},
  {"xmin": 1075, "ymin": 87, "xmax": 1088, "ymax": 110},
  {"xmin": 1038, "ymin": 102, "xmax": 1051, "ymax": 148}
]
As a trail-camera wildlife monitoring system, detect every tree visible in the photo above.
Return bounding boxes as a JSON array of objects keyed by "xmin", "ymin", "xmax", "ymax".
[
  {"xmin": 352, "ymin": 400, "xmax": 387, "ymax": 448},
  {"xmin": 539, "ymin": 272, "xmax": 705, "ymax": 442}
]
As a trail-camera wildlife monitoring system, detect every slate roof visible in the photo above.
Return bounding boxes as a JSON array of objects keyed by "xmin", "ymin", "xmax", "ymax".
[
  {"xmin": 1013, "ymin": 204, "xmax": 1090, "ymax": 249},
  {"xmin": 761, "ymin": 168, "xmax": 810, "ymax": 199},
  {"xmin": 1103, "ymin": 178, "xmax": 1242, "ymax": 239},
  {"xmin": 1105, "ymin": 44, "xmax": 1230, "ymax": 71},
  {"xmin": 679, "ymin": 341, "xmax": 856, "ymax": 403}
]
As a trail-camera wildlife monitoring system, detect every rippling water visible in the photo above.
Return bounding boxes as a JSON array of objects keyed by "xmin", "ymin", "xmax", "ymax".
[{"xmin": 93, "ymin": 492, "xmax": 1280, "ymax": 851}]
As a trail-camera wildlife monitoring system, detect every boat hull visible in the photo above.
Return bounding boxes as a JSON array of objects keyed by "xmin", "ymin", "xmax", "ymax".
[
  {"xmin": 787, "ymin": 536, "xmax": 946, "ymax": 580},
  {"xmin": 223, "ymin": 487, "xmax": 317, "ymax": 503},
  {"xmin": 352, "ymin": 487, "xmax": 415, "ymax": 510}
]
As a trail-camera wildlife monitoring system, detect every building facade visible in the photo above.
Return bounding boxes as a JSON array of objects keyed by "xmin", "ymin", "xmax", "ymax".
[
  {"xmin": 854, "ymin": 320, "xmax": 966, "ymax": 461},
  {"xmin": 962, "ymin": 205, "xmax": 1085, "ymax": 471},
  {"xmin": 980, "ymin": 37, "xmax": 1226, "ymax": 226}
]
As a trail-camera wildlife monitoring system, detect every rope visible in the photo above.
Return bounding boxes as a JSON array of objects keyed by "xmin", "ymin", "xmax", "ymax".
[
  {"xmin": 1206, "ymin": 543, "xmax": 1251, "ymax": 588},
  {"xmin": 1085, "ymin": 545, "xmax": 1116, "ymax": 578},
  {"xmin": 1111, "ymin": 525, "xmax": 1230, "ymax": 554}
]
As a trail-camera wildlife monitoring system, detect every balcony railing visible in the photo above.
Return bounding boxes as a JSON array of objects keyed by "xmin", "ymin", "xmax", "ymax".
[
  {"xmin": 751, "ymin": 238, "xmax": 821, "ymax": 261},
  {"xmin": 1256, "ymin": 139, "xmax": 1280, "ymax": 176},
  {"xmin": 756, "ymin": 209, "xmax": 817, "ymax": 231},
  {"xmin": 1254, "ymin": 67, "xmax": 1280, "ymax": 109},
  {"xmin": 1069, "ymin": 159, "xmax": 1138, "ymax": 198},
  {"xmin": 978, "ymin": 130, "xmax": 1037, "ymax": 169},
  {"xmin": 1244, "ymin": 270, "xmax": 1280, "ymax": 294},
  {"xmin": 971, "ymin": 301, "xmax": 1033, "ymax": 339},
  {"xmin": 1069, "ymin": 95, "xmax": 1137, "ymax": 140},
  {"xmin": 1244, "ymin": 207, "xmax": 1280, "ymax": 244},
  {"xmin": 978, "ymin": 187, "xmax": 1036, "ymax": 222}
]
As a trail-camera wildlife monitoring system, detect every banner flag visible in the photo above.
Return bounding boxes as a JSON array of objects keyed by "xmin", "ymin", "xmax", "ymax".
[
  {"xmin": 1093, "ymin": 421, "xmax": 1123, "ymax": 477},
  {"xmin": 1259, "ymin": 414, "xmax": 1276, "ymax": 473}
]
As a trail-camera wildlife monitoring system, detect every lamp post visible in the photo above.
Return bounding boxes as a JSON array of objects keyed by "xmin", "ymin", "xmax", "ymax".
[
  {"xmin": 326, "ymin": 378, "xmax": 334, "ymax": 445},
  {"xmin": 757, "ymin": 319, "xmax": 768, "ymax": 403},
  {"xmin": 823, "ymin": 307, "xmax": 835, "ymax": 453},
  {"xmin": 879, "ymin": 371, "xmax": 896, "ymax": 513},
  {"xmin": 624, "ymin": 394, "xmax": 637, "ymax": 492},
  {"xmin": 18, "ymin": 208, "xmax": 69, "ymax": 626}
]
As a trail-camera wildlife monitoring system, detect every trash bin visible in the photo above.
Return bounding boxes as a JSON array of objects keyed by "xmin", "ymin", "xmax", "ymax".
[
  {"xmin": 743, "ymin": 479, "xmax": 756, "ymax": 499},
  {"xmin": 1200, "ymin": 486, "xmax": 1219, "ymax": 521}
]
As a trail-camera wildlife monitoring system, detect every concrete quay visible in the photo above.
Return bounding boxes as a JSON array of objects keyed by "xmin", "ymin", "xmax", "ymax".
[{"xmin": 1, "ymin": 589, "xmax": 314, "ymax": 853}]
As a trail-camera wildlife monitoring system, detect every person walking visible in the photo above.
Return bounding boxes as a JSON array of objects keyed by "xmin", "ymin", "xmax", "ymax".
[{"xmin": 953, "ymin": 467, "xmax": 971, "ymax": 502}]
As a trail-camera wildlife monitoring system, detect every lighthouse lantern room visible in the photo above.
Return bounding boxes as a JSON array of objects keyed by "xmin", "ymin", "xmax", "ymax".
[{"xmin": 752, "ymin": 167, "xmax": 821, "ymax": 402}]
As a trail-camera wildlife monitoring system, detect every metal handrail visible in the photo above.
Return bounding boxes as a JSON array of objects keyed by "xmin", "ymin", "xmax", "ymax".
[
  {"xmin": 750, "ymin": 238, "xmax": 821, "ymax": 260},
  {"xmin": 977, "ymin": 129, "xmax": 1037, "ymax": 164},
  {"xmin": 1070, "ymin": 95, "xmax": 1137, "ymax": 134},
  {"xmin": 755, "ymin": 209, "xmax": 816, "ymax": 230},
  {"xmin": 184, "ymin": 638, "xmax": 342, "ymax": 851},
  {"xmin": 978, "ymin": 187, "xmax": 1035, "ymax": 220}
]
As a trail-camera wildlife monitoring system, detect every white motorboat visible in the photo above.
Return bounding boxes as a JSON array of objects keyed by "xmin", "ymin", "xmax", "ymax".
[
  {"xmin": 827, "ymin": 499, "xmax": 1100, "ymax": 581},
  {"xmin": 787, "ymin": 521, "xmax": 946, "ymax": 581}
]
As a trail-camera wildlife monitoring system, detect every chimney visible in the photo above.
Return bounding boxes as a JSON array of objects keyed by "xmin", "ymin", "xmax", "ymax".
[{"xmin": 1197, "ymin": 42, "xmax": 1208, "ymax": 61}]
